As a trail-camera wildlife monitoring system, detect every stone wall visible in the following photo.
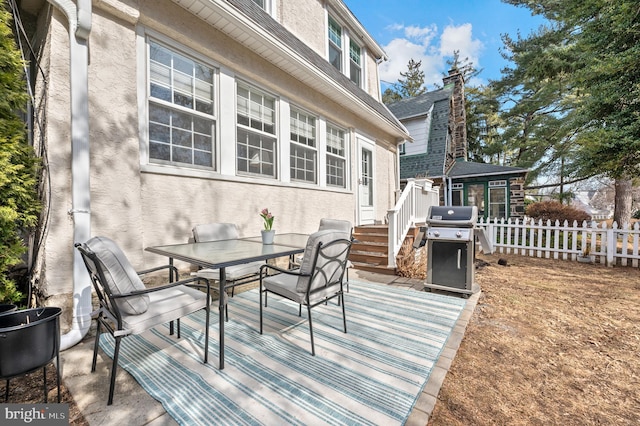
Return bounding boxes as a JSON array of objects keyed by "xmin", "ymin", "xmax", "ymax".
[{"xmin": 509, "ymin": 176, "xmax": 527, "ymax": 218}]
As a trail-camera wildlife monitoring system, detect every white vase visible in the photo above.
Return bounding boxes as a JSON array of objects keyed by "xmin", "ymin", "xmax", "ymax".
[{"xmin": 261, "ymin": 229, "xmax": 275, "ymax": 244}]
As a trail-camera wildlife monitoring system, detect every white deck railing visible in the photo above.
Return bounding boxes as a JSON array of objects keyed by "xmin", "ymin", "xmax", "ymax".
[
  {"xmin": 477, "ymin": 217, "xmax": 640, "ymax": 268},
  {"xmin": 387, "ymin": 179, "xmax": 439, "ymax": 267}
]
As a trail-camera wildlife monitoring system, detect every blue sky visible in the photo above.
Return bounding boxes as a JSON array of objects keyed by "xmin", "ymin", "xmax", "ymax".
[{"xmin": 344, "ymin": 0, "xmax": 547, "ymax": 89}]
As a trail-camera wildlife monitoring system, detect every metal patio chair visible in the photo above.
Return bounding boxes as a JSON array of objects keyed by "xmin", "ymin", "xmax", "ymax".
[
  {"xmin": 291, "ymin": 218, "xmax": 354, "ymax": 292},
  {"xmin": 75, "ymin": 236, "xmax": 211, "ymax": 405},
  {"xmin": 259, "ymin": 229, "xmax": 352, "ymax": 355}
]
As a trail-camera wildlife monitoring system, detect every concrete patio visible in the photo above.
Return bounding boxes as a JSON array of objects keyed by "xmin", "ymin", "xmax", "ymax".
[{"xmin": 59, "ymin": 269, "xmax": 479, "ymax": 426}]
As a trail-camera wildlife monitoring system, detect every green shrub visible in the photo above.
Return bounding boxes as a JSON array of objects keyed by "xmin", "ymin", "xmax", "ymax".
[
  {"xmin": 0, "ymin": 4, "xmax": 41, "ymax": 304},
  {"xmin": 525, "ymin": 201, "xmax": 591, "ymax": 224}
]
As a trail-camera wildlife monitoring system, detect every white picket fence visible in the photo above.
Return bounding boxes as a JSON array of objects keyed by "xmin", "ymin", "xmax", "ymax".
[{"xmin": 476, "ymin": 218, "xmax": 640, "ymax": 268}]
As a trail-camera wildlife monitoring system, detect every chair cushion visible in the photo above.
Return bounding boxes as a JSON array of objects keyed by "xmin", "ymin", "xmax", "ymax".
[
  {"xmin": 318, "ymin": 218, "xmax": 352, "ymax": 233},
  {"xmin": 118, "ymin": 285, "xmax": 209, "ymax": 336},
  {"xmin": 297, "ymin": 229, "xmax": 350, "ymax": 293},
  {"xmin": 263, "ymin": 272, "xmax": 341, "ymax": 305},
  {"xmin": 193, "ymin": 260, "xmax": 264, "ymax": 281},
  {"xmin": 263, "ymin": 273, "xmax": 303, "ymax": 303},
  {"xmin": 86, "ymin": 236, "xmax": 149, "ymax": 315},
  {"xmin": 192, "ymin": 223, "xmax": 239, "ymax": 242}
]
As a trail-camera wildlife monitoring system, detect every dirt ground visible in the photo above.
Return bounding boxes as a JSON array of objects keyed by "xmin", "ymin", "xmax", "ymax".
[
  {"xmin": 429, "ymin": 252, "xmax": 640, "ymax": 426},
  {"xmin": 4, "ymin": 252, "xmax": 639, "ymax": 426}
]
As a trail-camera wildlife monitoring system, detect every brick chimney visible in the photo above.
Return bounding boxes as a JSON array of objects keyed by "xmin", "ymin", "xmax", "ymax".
[{"xmin": 442, "ymin": 69, "xmax": 467, "ymax": 170}]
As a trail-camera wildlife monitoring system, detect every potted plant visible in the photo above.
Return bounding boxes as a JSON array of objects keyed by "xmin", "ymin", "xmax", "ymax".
[{"xmin": 260, "ymin": 208, "xmax": 275, "ymax": 244}]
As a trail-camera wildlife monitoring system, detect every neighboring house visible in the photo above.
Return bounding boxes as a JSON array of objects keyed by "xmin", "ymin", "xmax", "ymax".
[
  {"xmin": 387, "ymin": 69, "xmax": 528, "ymax": 220},
  {"xmin": 17, "ymin": 0, "xmax": 409, "ymax": 336},
  {"xmin": 572, "ymin": 191, "xmax": 612, "ymax": 221}
]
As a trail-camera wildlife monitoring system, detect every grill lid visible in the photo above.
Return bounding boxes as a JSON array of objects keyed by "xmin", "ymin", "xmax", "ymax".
[{"xmin": 426, "ymin": 206, "xmax": 478, "ymax": 227}]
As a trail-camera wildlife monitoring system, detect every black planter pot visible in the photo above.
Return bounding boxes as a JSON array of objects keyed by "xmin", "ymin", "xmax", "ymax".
[
  {"xmin": 0, "ymin": 304, "xmax": 17, "ymax": 314},
  {"xmin": 0, "ymin": 307, "xmax": 62, "ymax": 403}
]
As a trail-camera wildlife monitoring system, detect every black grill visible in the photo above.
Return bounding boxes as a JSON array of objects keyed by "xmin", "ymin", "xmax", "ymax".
[{"xmin": 424, "ymin": 206, "xmax": 479, "ymax": 297}]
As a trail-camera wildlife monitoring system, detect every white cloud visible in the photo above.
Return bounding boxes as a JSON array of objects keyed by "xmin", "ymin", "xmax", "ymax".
[
  {"xmin": 440, "ymin": 23, "xmax": 484, "ymax": 70},
  {"xmin": 380, "ymin": 23, "xmax": 485, "ymax": 89}
]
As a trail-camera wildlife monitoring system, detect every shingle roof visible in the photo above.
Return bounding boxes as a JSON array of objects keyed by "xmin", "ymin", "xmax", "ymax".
[
  {"xmin": 391, "ymin": 89, "xmax": 453, "ymax": 179},
  {"xmin": 386, "ymin": 88, "xmax": 452, "ymax": 120},
  {"xmin": 227, "ymin": 0, "xmax": 407, "ymax": 137},
  {"xmin": 391, "ymin": 86, "xmax": 529, "ymax": 181},
  {"xmin": 449, "ymin": 161, "xmax": 528, "ymax": 178}
]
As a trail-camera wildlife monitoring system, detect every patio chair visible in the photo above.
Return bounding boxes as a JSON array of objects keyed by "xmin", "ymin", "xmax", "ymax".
[
  {"xmin": 192, "ymin": 223, "xmax": 265, "ymax": 320},
  {"xmin": 75, "ymin": 236, "xmax": 211, "ymax": 405},
  {"xmin": 291, "ymin": 218, "xmax": 354, "ymax": 292},
  {"xmin": 259, "ymin": 229, "xmax": 352, "ymax": 355}
]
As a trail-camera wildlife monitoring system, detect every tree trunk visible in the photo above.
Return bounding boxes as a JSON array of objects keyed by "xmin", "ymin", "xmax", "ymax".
[{"xmin": 613, "ymin": 178, "xmax": 633, "ymax": 227}]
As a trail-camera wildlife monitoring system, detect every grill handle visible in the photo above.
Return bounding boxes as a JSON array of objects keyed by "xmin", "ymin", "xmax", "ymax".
[
  {"xmin": 426, "ymin": 219, "xmax": 476, "ymax": 227},
  {"xmin": 457, "ymin": 249, "xmax": 461, "ymax": 269}
]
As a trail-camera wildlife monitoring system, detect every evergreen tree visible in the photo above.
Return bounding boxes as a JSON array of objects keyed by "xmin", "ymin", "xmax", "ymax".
[
  {"xmin": 397, "ymin": 59, "xmax": 426, "ymax": 98},
  {"xmin": 498, "ymin": 0, "xmax": 639, "ymax": 222},
  {"xmin": 382, "ymin": 59, "xmax": 426, "ymax": 103},
  {"xmin": 382, "ymin": 87, "xmax": 402, "ymax": 104},
  {"xmin": 0, "ymin": 2, "xmax": 40, "ymax": 303}
]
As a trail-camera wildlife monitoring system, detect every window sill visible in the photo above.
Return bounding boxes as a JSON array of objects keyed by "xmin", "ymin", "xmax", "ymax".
[{"xmin": 140, "ymin": 163, "xmax": 352, "ymax": 194}]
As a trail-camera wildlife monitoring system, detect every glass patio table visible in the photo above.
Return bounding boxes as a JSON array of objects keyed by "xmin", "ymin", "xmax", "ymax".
[{"xmin": 146, "ymin": 234, "xmax": 308, "ymax": 369}]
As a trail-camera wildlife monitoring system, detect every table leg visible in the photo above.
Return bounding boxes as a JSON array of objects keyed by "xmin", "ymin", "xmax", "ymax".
[
  {"xmin": 169, "ymin": 258, "xmax": 174, "ymax": 336},
  {"xmin": 219, "ymin": 267, "xmax": 226, "ymax": 369}
]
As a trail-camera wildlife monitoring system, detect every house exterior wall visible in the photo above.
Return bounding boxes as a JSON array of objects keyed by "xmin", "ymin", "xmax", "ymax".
[
  {"xmin": 29, "ymin": 0, "xmax": 404, "ymax": 317},
  {"xmin": 32, "ymin": 11, "xmax": 72, "ymax": 305},
  {"xmin": 375, "ymin": 143, "xmax": 399, "ymax": 219},
  {"xmin": 509, "ymin": 176, "xmax": 526, "ymax": 219},
  {"xmin": 279, "ymin": 0, "xmax": 325, "ymax": 56}
]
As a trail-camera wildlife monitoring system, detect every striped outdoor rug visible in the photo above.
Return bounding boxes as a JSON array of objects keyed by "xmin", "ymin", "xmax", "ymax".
[{"xmin": 99, "ymin": 280, "xmax": 466, "ymax": 425}]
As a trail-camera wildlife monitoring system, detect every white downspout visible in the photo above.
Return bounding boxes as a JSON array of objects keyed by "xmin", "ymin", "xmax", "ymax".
[{"xmin": 48, "ymin": 0, "xmax": 93, "ymax": 350}]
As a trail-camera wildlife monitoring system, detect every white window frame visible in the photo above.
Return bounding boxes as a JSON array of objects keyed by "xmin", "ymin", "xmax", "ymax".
[
  {"xmin": 349, "ymin": 39, "xmax": 362, "ymax": 86},
  {"xmin": 290, "ymin": 107, "xmax": 318, "ymax": 184},
  {"xmin": 145, "ymin": 38, "xmax": 218, "ymax": 171},
  {"xmin": 236, "ymin": 82, "xmax": 278, "ymax": 179},
  {"xmin": 328, "ymin": 15, "xmax": 343, "ymax": 72},
  {"xmin": 325, "ymin": 123, "xmax": 347, "ymax": 188}
]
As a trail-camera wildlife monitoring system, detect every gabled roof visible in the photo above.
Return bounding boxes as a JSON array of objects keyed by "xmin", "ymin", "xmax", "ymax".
[
  {"xmin": 391, "ymin": 89, "xmax": 453, "ymax": 180},
  {"xmin": 172, "ymin": 0, "xmax": 410, "ymax": 141},
  {"xmin": 390, "ymin": 85, "xmax": 530, "ymax": 181},
  {"xmin": 386, "ymin": 88, "xmax": 452, "ymax": 120}
]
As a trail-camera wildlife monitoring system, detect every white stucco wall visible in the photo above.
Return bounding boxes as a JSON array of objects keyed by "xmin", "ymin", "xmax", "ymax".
[
  {"xmin": 279, "ymin": 0, "xmax": 326, "ymax": 56},
  {"xmin": 42, "ymin": 12, "xmax": 74, "ymax": 301},
  {"xmin": 37, "ymin": 0, "xmax": 402, "ymax": 324}
]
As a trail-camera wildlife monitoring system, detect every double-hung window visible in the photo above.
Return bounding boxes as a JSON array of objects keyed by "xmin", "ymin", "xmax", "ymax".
[
  {"xmin": 290, "ymin": 108, "xmax": 317, "ymax": 183},
  {"xmin": 326, "ymin": 124, "xmax": 347, "ymax": 188},
  {"xmin": 236, "ymin": 83, "xmax": 277, "ymax": 178},
  {"xmin": 328, "ymin": 16, "xmax": 342, "ymax": 71},
  {"xmin": 148, "ymin": 41, "xmax": 216, "ymax": 169},
  {"xmin": 349, "ymin": 40, "xmax": 361, "ymax": 86}
]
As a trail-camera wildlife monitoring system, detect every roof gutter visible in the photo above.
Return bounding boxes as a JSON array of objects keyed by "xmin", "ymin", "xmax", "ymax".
[{"xmin": 47, "ymin": 0, "xmax": 93, "ymax": 351}]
